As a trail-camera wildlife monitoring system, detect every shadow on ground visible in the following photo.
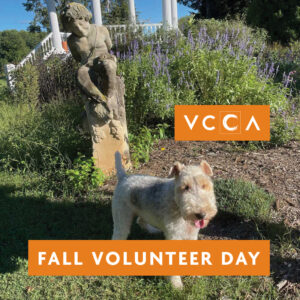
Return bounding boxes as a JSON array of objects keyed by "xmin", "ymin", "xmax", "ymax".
[
  {"xmin": 0, "ymin": 182, "xmax": 160, "ymax": 274},
  {"xmin": 201, "ymin": 211, "xmax": 300, "ymax": 284}
]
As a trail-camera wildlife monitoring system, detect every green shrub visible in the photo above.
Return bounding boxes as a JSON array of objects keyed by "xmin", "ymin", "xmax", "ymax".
[
  {"xmin": 129, "ymin": 126, "xmax": 157, "ymax": 167},
  {"xmin": 119, "ymin": 40, "xmax": 289, "ymax": 131},
  {"xmin": 270, "ymin": 115, "xmax": 296, "ymax": 147},
  {"xmin": 36, "ymin": 55, "xmax": 79, "ymax": 103},
  {"xmin": 0, "ymin": 99, "xmax": 90, "ymax": 173},
  {"xmin": 263, "ymin": 41, "xmax": 300, "ymax": 92},
  {"xmin": 179, "ymin": 16, "xmax": 268, "ymax": 54},
  {"xmin": 13, "ymin": 63, "xmax": 40, "ymax": 106},
  {"xmin": 66, "ymin": 154, "xmax": 106, "ymax": 196},
  {"xmin": 171, "ymin": 48, "xmax": 288, "ymax": 109},
  {"xmin": 129, "ymin": 124, "xmax": 170, "ymax": 167},
  {"xmin": 215, "ymin": 179, "xmax": 275, "ymax": 222}
]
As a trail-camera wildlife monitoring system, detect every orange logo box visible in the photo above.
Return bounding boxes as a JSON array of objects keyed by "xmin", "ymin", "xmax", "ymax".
[
  {"xmin": 28, "ymin": 240, "xmax": 270, "ymax": 276},
  {"xmin": 175, "ymin": 105, "xmax": 270, "ymax": 141}
]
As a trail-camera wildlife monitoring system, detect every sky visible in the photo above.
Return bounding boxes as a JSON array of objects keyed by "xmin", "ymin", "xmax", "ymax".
[{"xmin": 0, "ymin": 0, "xmax": 195, "ymax": 31}]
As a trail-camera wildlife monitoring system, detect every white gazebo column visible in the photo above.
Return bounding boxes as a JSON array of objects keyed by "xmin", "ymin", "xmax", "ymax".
[
  {"xmin": 171, "ymin": 0, "xmax": 178, "ymax": 29},
  {"xmin": 128, "ymin": 0, "xmax": 136, "ymax": 25},
  {"xmin": 46, "ymin": 0, "xmax": 63, "ymax": 52},
  {"xmin": 162, "ymin": 0, "xmax": 172, "ymax": 30},
  {"xmin": 92, "ymin": 0, "xmax": 103, "ymax": 25}
]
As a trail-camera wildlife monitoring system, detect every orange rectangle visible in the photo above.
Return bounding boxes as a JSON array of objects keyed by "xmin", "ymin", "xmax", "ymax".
[
  {"xmin": 175, "ymin": 105, "xmax": 270, "ymax": 141},
  {"xmin": 28, "ymin": 240, "xmax": 270, "ymax": 276}
]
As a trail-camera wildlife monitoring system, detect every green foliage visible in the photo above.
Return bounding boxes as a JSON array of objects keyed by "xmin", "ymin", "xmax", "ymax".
[
  {"xmin": 0, "ymin": 99, "xmax": 93, "ymax": 197},
  {"xmin": 178, "ymin": 0, "xmax": 250, "ymax": 19},
  {"xmin": 0, "ymin": 100, "xmax": 90, "ymax": 173},
  {"xmin": 172, "ymin": 48, "xmax": 287, "ymax": 109},
  {"xmin": 129, "ymin": 124, "xmax": 170, "ymax": 167},
  {"xmin": 103, "ymin": 0, "xmax": 131, "ymax": 25},
  {"xmin": 0, "ymin": 30, "xmax": 46, "ymax": 70},
  {"xmin": 263, "ymin": 41, "xmax": 300, "ymax": 92},
  {"xmin": 13, "ymin": 63, "xmax": 40, "ymax": 106},
  {"xmin": 247, "ymin": 0, "xmax": 300, "ymax": 44},
  {"xmin": 179, "ymin": 16, "xmax": 268, "ymax": 53},
  {"xmin": 119, "ymin": 39, "xmax": 288, "ymax": 131},
  {"xmin": 129, "ymin": 127, "xmax": 157, "ymax": 167},
  {"xmin": 0, "ymin": 75, "xmax": 6, "ymax": 89},
  {"xmin": 270, "ymin": 115, "xmax": 295, "ymax": 147},
  {"xmin": 66, "ymin": 154, "xmax": 106, "ymax": 195},
  {"xmin": 0, "ymin": 30, "xmax": 29, "ymax": 70},
  {"xmin": 215, "ymin": 179, "xmax": 275, "ymax": 222},
  {"xmin": 36, "ymin": 55, "xmax": 79, "ymax": 103}
]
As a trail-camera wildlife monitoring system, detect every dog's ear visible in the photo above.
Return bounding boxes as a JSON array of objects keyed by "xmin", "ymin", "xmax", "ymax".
[
  {"xmin": 200, "ymin": 160, "xmax": 213, "ymax": 177},
  {"xmin": 168, "ymin": 162, "xmax": 184, "ymax": 178}
]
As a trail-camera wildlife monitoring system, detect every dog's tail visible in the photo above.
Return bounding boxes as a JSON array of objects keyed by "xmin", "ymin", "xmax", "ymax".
[{"xmin": 115, "ymin": 151, "xmax": 126, "ymax": 181}]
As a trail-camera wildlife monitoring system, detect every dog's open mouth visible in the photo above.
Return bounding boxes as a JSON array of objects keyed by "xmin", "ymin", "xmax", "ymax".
[{"xmin": 194, "ymin": 219, "xmax": 206, "ymax": 228}]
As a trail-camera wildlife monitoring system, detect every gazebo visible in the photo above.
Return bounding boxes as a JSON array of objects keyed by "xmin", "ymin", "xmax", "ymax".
[{"xmin": 48, "ymin": 0, "xmax": 179, "ymax": 52}]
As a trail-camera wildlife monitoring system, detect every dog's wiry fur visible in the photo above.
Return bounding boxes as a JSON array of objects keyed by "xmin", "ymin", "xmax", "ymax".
[{"xmin": 112, "ymin": 152, "xmax": 217, "ymax": 288}]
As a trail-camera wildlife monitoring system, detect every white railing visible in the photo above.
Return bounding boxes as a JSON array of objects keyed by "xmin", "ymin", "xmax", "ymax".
[
  {"xmin": 107, "ymin": 23, "xmax": 163, "ymax": 44},
  {"xmin": 5, "ymin": 32, "xmax": 68, "ymax": 90},
  {"xmin": 5, "ymin": 23, "xmax": 163, "ymax": 90},
  {"xmin": 18, "ymin": 32, "xmax": 69, "ymax": 68}
]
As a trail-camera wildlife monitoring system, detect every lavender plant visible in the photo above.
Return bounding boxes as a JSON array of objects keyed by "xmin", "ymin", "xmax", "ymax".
[{"xmin": 117, "ymin": 29, "xmax": 291, "ymax": 130}]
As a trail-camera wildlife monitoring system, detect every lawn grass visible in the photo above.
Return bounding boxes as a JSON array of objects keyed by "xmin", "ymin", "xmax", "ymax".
[
  {"xmin": 0, "ymin": 74, "xmax": 7, "ymax": 89},
  {"xmin": 0, "ymin": 171, "xmax": 285, "ymax": 299}
]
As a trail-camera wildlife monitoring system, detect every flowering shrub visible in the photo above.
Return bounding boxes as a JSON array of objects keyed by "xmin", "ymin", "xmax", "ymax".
[{"xmin": 118, "ymin": 34, "xmax": 290, "ymax": 130}]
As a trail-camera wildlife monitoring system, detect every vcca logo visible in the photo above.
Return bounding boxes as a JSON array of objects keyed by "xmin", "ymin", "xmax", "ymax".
[{"xmin": 175, "ymin": 105, "xmax": 270, "ymax": 141}]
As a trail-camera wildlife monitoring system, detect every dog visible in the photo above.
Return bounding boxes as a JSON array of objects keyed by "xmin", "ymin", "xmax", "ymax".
[{"xmin": 112, "ymin": 152, "xmax": 217, "ymax": 288}]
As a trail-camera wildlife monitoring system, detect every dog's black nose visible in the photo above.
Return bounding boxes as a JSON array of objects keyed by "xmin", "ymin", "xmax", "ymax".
[{"xmin": 195, "ymin": 213, "xmax": 205, "ymax": 220}]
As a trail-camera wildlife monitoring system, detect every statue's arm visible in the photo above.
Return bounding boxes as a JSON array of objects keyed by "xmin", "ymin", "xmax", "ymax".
[
  {"xmin": 103, "ymin": 26, "xmax": 113, "ymax": 51},
  {"xmin": 67, "ymin": 36, "xmax": 81, "ymax": 62}
]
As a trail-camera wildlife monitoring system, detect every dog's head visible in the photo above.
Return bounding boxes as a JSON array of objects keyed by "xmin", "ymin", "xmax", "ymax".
[{"xmin": 169, "ymin": 161, "xmax": 217, "ymax": 229}]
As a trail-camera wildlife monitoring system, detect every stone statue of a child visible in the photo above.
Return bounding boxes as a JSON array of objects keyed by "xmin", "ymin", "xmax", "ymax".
[{"xmin": 61, "ymin": 2, "xmax": 117, "ymax": 103}]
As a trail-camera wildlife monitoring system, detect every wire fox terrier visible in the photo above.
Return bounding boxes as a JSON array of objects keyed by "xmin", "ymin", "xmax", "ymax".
[{"xmin": 112, "ymin": 152, "xmax": 218, "ymax": 288}]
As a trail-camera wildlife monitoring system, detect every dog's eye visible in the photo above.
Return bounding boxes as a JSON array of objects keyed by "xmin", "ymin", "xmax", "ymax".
[
  {"xmin": 201, "ymin": 184, "xmax": 206, "ymax": 189},
  {"xmin": 184, "ymin": 185, "xmax": 190, "ymax": 191}
]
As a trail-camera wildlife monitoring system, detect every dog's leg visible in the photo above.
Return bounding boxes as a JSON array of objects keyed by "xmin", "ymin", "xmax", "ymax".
[
  {"xmin": 164, "ymin": 230, "xmax": 184, "ymax": 289},
  {"xmin": 112, "ymin": 198, "xmax": 134, "ymax": 240},
  {"xmin": 167, "ymin": 275, "xmax": 183, "ymax": 289}
]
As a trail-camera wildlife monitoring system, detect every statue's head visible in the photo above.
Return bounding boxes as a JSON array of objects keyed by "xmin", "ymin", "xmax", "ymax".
[{"xmin": 61, "ymin": 2, "xmax": 92, "ymax": 37}]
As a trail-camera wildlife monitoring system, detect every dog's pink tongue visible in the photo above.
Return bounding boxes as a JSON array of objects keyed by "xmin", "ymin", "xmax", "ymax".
[{"xmin": 194, "ymin": 219, "xmax": 205, "ymax": 228}]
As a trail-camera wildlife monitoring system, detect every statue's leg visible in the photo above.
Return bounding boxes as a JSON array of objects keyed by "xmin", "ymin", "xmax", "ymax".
[
  {"xmin": 103, "ymin": 59, "xmax": 117, "ymax": 99},
  {"xmin": 77, "ymin": 65, "xmax": 107, "ymax": 102}
]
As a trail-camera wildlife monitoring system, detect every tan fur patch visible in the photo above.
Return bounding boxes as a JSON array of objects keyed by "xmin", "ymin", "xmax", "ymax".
[
  {"xmin": 178, "ymin": 176, "xmax": 213, "ymax": 192},
  {"xmin": 194, "ymin": 176, "xmax": 213, "ymax": 191}
]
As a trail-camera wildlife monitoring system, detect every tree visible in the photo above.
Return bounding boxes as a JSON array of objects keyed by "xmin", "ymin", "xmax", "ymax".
[
  {"xmin": 23, "ymin": 0, "xmax": 132, "ymax": 32},
  {"xmin": 0, "ymin": 30, "xmax": 47, "ymax": 71},
  {"xmin": 0, "ymin": 30, "xmax": 29, "ymax": 70},
  {"xmin": 246, "ymin": 0, "xmax": 300, "ymax": 44},
  {"xmin": 177, "ymin": 0, "xmax": 250, "ymax": 19},
  {"xmin": 102, "ymin": 0, "xmax": 130, "ymax": 25}
]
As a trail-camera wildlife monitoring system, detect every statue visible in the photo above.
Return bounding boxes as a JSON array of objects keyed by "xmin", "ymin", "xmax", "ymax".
[{"xmin": 61, "ymin": 3, "xmax": 131, "ymax": 174}]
